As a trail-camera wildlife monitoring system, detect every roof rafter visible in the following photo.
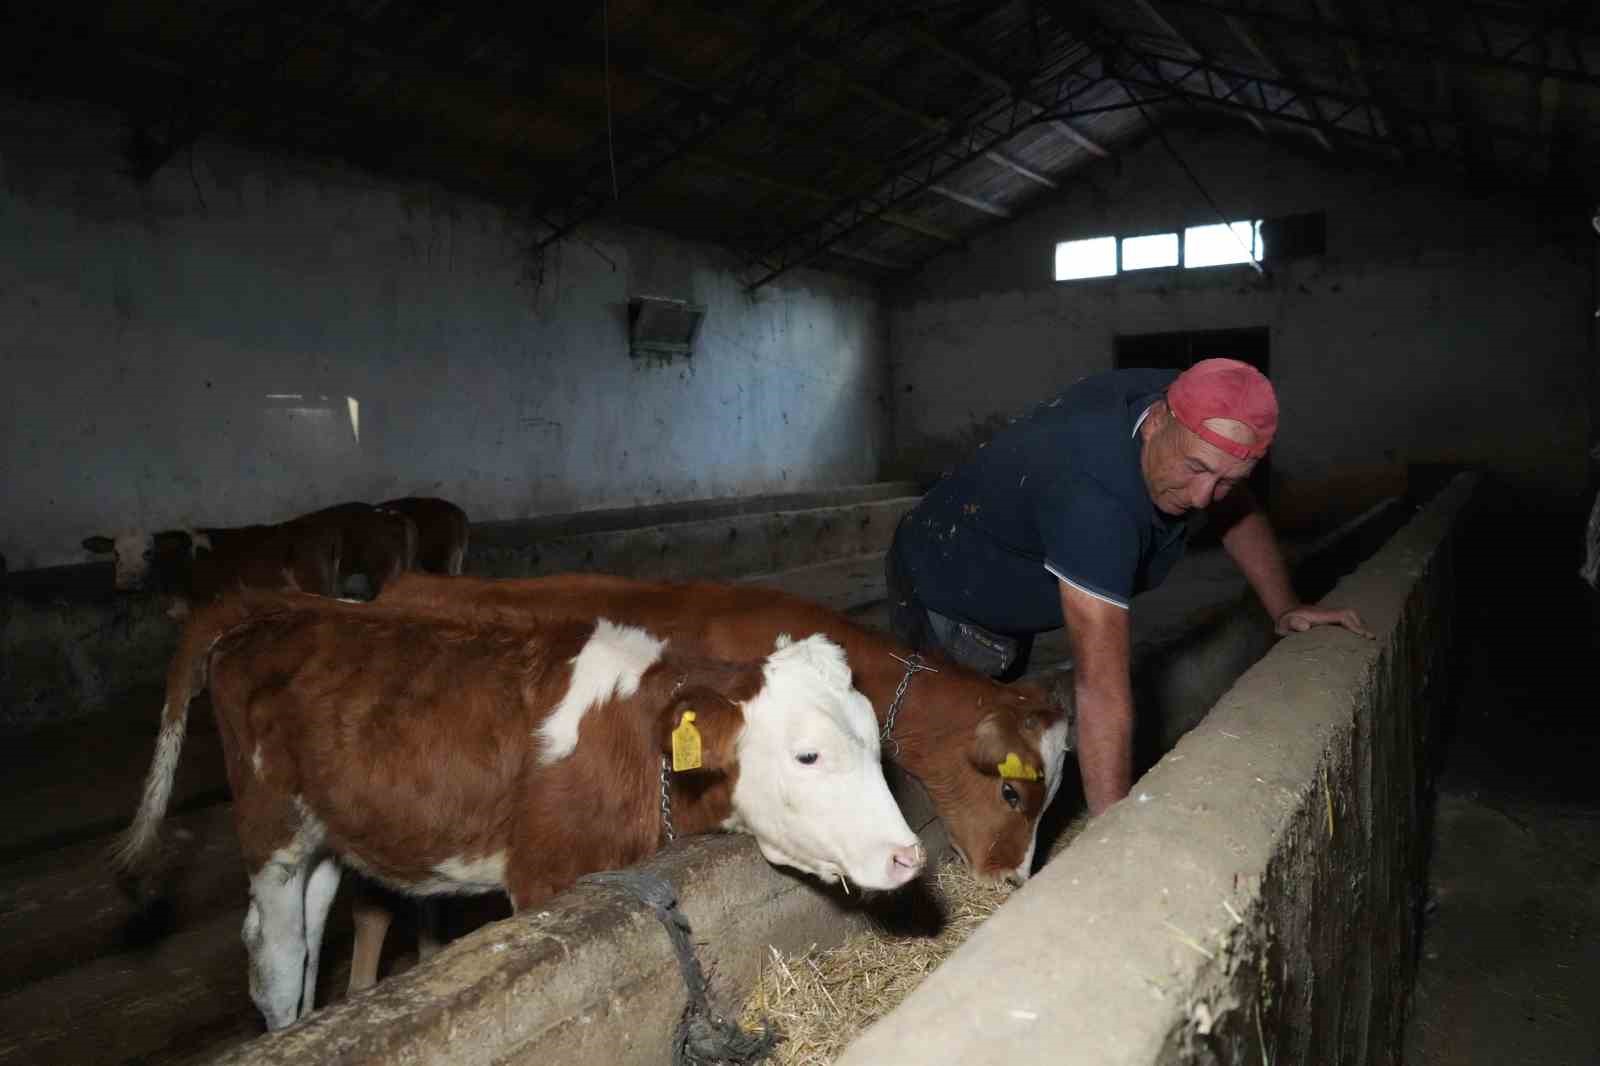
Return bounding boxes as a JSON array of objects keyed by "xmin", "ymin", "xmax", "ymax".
[
  {"xmin": 1221, "ymin": 14, "xmax": 1336, "ymax": 152},
  {"xmin": 902, "ymin": 17, "xmax": 1110, "ymax": 157},
  {"xmin": 1159, "ymin": 0, "xmax": 1600, "ymax": 89},
  {"xmin": 742, "ymin": 48, "xmax": 1127, "ymax": 291}
]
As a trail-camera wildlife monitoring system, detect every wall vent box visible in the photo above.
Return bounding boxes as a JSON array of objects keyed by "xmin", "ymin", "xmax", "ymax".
[{"xmin": 628, "ymin": 296, "xmax": 705, "ymax": 359}]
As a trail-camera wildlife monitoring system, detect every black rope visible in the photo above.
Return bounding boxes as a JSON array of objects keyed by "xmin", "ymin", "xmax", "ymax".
[{"xmin": 579, "ymin": 869, "xmax": 781, "ymax": 1066}]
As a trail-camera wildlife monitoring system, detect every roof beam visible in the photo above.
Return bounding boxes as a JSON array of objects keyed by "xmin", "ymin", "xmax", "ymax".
[
  {"xmin": 1127, "ymin": 0, "xmax": 1268, "ymax": 138},
  {"xmin": 1156, "ymin": 0, "xmax": 1600, "ymax": 90},
  {"xmin": 1128, "ymin": 0, "xmax": 1203, "ymax": 59},
  {"xmin": 1093, "ymin": 39, "xmax": 1559, "ymax": 187},
  {"xmin": 927, "ymin": 184, "xmax": 1014, "ymax": 219},
  {"xmin": 1221, "ymin": 15, "xmax": 1335, "ymax": 152},
  {"xmin": 743, "ymin": 48, "xmax": 1116, "ymax": 290},
  {"xmin": 825, "ymin": 246, "xmax": 910, "ymax": 271},
  {"xmin": 983, "ymin": 150, "xmax": 1060, "ymax": 188},
  {"xmin": 531, "ymin": 1, "xmax": 885, "ymax": 250},
  {"xmin": 1316, "ymin": 0, "xmax": 1410, "ymax": 159},
  {"xmin": 1044, "ymin": 0, "xmax": 1269, "ymax": 141},
  {"xmin": 902, "ymin": 19, "xmax": 1110, "ymax": 158}
]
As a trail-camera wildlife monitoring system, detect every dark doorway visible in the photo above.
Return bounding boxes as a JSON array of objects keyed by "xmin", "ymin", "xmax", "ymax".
[{"xmin": 1114, "ymin": 327, "xmax": 1271, "ymax": 512}]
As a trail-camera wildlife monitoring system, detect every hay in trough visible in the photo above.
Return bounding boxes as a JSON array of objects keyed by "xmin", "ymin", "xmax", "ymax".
[{"xmin": 740, "ymin": 812, "xmax": 1089, "ymax": 1065}]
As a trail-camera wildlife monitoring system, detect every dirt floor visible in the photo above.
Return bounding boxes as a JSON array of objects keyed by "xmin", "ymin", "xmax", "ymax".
[{"xmin": 1402, "ymin": 528, "xmax": 1600, "ymax": 1066}]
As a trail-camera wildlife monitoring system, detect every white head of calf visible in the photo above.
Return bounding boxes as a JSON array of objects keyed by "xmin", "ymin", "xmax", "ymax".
[
  {"xmin": 728, "ymin": 634, "xmax": 924, "ymax": 891},
  {"xmin": 82, "ymin": 530, "xmax": 196, "ymax": 590}
]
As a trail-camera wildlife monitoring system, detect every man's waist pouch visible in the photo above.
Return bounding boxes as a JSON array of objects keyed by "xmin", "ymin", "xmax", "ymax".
[{"xmin": 924, "ymin": 608, "xmax": 1020, "ymax": 677}]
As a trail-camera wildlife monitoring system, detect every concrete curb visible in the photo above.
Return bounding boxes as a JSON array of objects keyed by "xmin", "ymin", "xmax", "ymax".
[{"xmin": 835, "ymin": 475, "xmax": 1473, "ymax": 1066}]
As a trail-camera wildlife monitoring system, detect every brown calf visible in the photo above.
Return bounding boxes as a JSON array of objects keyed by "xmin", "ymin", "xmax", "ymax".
[
  {"xmin": 115, "ymin": 589, "xmax": 921, "ymax": 1030},
  {"xmin": 378, "ymin": 497, "xmax": 469, "ymax": 575},
  {"xmin": 377, "ymin": 571, "xmax": 1075, "ymax": 882},
  {"xmin": 293, "ymin": 503, "xmax": 418, "ymax": 597}
]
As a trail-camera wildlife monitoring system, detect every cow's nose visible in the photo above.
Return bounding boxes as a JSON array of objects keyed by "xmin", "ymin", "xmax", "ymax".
[
  {"xmin": 886, "ymin": 842, "xmax": 926, "ymax": 886},
  {"xmin": 1004, "ymin": 869, "xmax": 1027, "ymax": 888}
]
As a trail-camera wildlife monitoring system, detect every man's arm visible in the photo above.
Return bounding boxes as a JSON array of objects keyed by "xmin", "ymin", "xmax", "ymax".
[
  {"xmin": 1059, "ymin": 581, "xmax": 1136, "ymax": 815},
  {"xmin": 1213, "ymin": 486, "xmax": 1374, "ymax": 638}
]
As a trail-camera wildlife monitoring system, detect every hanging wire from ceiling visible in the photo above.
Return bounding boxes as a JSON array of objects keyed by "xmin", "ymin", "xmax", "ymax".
[
  {"xmin": 604, "ymin": 0, "xmax": 619, "ymax": 201},
  {"xmin": 1125, "ymin": 83, "xmax": 1265, "ymax": 276}
]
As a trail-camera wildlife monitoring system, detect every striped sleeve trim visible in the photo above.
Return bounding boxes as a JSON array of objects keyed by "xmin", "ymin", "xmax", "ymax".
[{"xmin": 1044, "ymin": 561, "xmax": 1130, "ymax": 610}]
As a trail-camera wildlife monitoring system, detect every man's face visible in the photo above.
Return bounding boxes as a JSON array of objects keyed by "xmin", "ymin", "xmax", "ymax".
[{"xmin": 1141, "ymin": 403, "xmax": 1259, "ymax": 516}]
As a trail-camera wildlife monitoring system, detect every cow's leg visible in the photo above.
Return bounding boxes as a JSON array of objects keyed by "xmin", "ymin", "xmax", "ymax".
[
  {"xmin": 243, "ymin": 859, "xmax": 310, "ymax": 1031},
  {"xmin": 348, "ymin": 882, "xmax": 393, "ymax": 995},
  {"xmin": 299, "ymin": 856, "xmax": 342, "ymax": 1018},
  {"xmin": 416, "ymin": 899, "xmax": 446, "ymax": 963}
]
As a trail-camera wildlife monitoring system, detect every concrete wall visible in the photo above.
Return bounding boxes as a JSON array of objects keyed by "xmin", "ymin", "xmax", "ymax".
[
  {"xmin": 889, "ymin": 123, "xmax": 1589, "ymax": 528},
  {"xmin": 836, "ymin": 475, "xmax": 1472, "ymax": 1066},
  {"xmin": 0, "ymin": 97, "xmax": 890, "ymax": 572}
]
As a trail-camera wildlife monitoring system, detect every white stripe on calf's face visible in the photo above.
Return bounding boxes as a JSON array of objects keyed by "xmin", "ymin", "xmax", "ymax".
[
  {"xmin": 1010, "ymin": 716, "xmax": 1071, "ymax": 883},
  {"xmin": 730, "ymin": 634, "xmax": 922, "ymax": 892},
  {"xmin": 111, "ymin": 532, "xmax": 156, "ymax": 589},
  {"xmin": 536, "ymin": 619, "xmax": 666, "ymax": 764}
]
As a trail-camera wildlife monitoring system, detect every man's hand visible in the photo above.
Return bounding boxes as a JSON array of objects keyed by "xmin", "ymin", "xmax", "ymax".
[{"xmin": 1275, "ymin": 605, "xmax": 1374, "ymax": 639}]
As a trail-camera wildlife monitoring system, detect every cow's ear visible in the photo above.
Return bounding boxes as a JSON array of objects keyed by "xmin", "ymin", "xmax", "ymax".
[
  {"xmin": 658, "ymin": 687, "xmax": 743, "ymax": 773},
  {"xmin": 83, "ymin": 536, "xmax": 114, "ymax": 554},
  {"xmin": 968, "ymin": 710, "xmax": 1045, "ymax": 783}
]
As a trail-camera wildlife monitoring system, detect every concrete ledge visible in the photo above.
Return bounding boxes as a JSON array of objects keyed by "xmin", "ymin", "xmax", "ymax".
[
  {"xmin": 469, "ymin": 496, "xmax": 918, "ymax": 581},
  {"xmin": 471, "ymin": 481, "xmax": 923, "ymax": 544},
  {"xmin": 835, "ymin": 475, "xmax": 1473, "ymax": 1066}
]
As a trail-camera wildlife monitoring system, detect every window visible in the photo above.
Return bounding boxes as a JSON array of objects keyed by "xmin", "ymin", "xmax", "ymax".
[
  {"xmin": 1055, "ymin": 218, "xmax": 1284, "ymax": 280},
  {"xmin": 1120, "ymin": 232, "xmax": 1179, "ymax": 271},
  {"xmin": 1183, "ymin": 220, "xmax": 1263, "ymax": 268},
  {"xmin": 1053, "ymin": 236, "xmax": 1117, "ymax": 281}
]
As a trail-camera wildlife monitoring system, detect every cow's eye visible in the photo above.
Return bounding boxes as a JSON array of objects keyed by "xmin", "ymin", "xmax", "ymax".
[
  {"xmin": 795, "ymin": 752, "xmax": 819, "ymax": 766},
  {"xmin": 1001, "ymin": 782, "xmax": 1022, "ymax": 810}
]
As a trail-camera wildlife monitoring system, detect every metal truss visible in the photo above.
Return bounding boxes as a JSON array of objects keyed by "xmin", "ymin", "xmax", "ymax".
[
  {"xmin": 741, "ymin": 50, "xmax": 1132, "ymax": 291},
  {"xmin": 530, "ymin": 4, "xmax": 902, "ymax": 253},
  {"xmin": 1154, "ymin": 0, "xmax": 1600, "ymax": 91},
  {"xmin": 123, "ymin": 1, "xmax": 351, "ymax": 181},
  {"xmin": 1100, "ymin": 42, "xmax": 1551, "ymax": 160}
]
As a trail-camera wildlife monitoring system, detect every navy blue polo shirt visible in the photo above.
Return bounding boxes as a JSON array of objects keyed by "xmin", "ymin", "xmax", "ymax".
[{"xmin": 897, "ymin": 369, "xmax": 1193, "ymax": 634}]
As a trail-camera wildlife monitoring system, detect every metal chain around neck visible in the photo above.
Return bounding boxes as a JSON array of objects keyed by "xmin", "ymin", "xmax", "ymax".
[
  {"xmin": 882, "ymin": 652, "xmax": 938, "ymax": 757},
  {"xmin": 659, "ymin": 755, "xmax": 676, "ymax": 845}
]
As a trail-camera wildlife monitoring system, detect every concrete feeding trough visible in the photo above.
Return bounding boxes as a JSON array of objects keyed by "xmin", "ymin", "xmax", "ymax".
[{"xmin": 199, "ymin": 480, "xmax": 1453, "ymax": 1066}]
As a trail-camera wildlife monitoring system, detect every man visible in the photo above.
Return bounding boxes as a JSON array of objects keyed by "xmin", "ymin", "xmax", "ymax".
[{"xmin": 886, "ymin": 359, "xmax": 1373, "ymax": 815}]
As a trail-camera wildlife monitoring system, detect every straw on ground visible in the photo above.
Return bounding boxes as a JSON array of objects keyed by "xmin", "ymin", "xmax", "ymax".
[{"xmin": 739, "ymin": 813, "xmax": 1089, "ymax": 1065}]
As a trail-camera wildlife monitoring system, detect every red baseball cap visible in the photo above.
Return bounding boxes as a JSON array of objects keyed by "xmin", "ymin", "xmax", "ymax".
[{"xmin": 1167, "ymin": 358, "xmax": 1278, "ymax": 461}]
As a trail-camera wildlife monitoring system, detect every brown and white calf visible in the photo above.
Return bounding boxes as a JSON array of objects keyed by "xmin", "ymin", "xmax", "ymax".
[
  {"xmin": 115, "ymin": 590, "xmax": 923, "ymax": 1031},
  {"xmin": 378, "ymin": 497, "xmax": 469, "ymax": 575},
  {"xmin": 82, "ymin": 521, "xmax": 343, "ymax": 612},
  {"xmin": 376, "ymin": 572, "xmax": 1075, "ymax": 884}
]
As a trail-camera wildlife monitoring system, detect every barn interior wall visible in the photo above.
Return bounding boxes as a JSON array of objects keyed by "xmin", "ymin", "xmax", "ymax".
[
  {"xmin": 0, "ymin": 98, "xmax": 890, "ymax": 572},
  {"xmin": 889, "ymin": 125, "xmax": 1592, "ymax": 532}
]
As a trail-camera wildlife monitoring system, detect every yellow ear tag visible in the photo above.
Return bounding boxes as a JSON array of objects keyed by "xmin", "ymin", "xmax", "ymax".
[
  {"xmin": 997, "ymin": 752, "xmax": 1041, "ymax": 782},
  {"xmin": 671, "ymin": 710, "xmax": 703, "ymax": 772}
]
